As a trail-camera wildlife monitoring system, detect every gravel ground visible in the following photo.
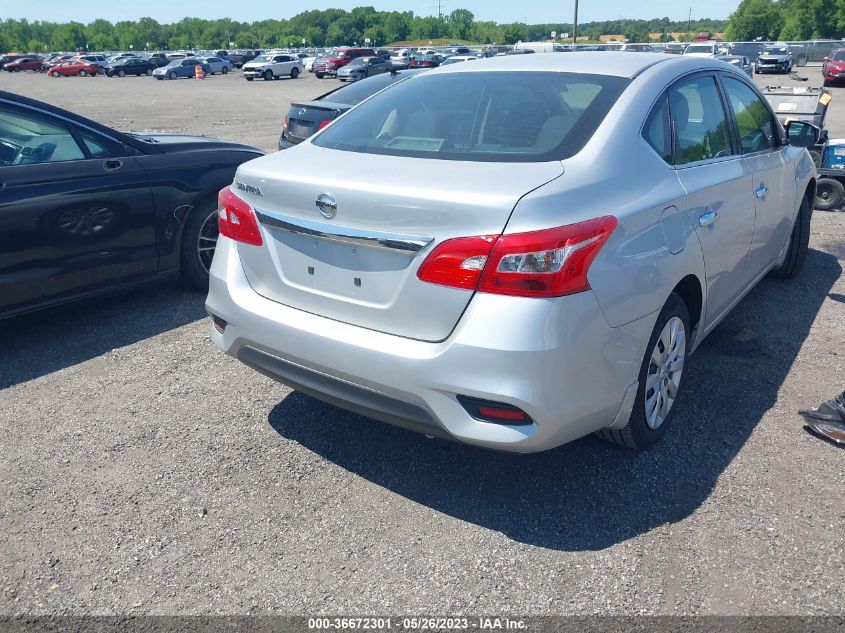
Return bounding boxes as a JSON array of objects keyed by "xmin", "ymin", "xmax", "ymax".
[{"xmin": 0, "ymin": 65, "xmax": 844, "ymax": 616}]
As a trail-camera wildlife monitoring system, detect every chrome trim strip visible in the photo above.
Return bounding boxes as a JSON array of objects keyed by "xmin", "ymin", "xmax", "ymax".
[{"xmin": 254, "ymin": 208, "xmax": 433, "ymax": 253}]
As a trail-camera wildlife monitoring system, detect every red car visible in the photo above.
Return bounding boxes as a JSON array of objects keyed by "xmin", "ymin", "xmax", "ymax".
[
  {"xmin": 47, "ymin": 60, "xmax": 100, "ymax": 77},
  {"xmin": 3, "ymin": 55, "xmax": 43, "ymax": 72},
  {"xmin": 313, "ymin": 47, "xmax": 375, "ymax": 78},
  {"xmin": 822, "ymin": 48, "xmax": 845, "ymax": 86}
]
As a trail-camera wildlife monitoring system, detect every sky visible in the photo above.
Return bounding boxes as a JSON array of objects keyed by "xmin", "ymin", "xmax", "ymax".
[{"xmin": 6, "ymin": 0, "xmax": 740, "ymax": 25}]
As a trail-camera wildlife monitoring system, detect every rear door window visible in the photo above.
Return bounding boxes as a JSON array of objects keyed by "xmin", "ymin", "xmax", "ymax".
[
  {"xmin": 313, "ymin": 71, "xmax": 630, "ymax": 162},
  {"xmin": 668, "ymin": 75, "xmax": 734, "ymax": 165}
]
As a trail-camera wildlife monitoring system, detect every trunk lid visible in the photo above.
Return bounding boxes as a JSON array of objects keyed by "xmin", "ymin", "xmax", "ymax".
[{"xmin": 232, "ymin": 143, "xmax": 563, "ymax": 341}]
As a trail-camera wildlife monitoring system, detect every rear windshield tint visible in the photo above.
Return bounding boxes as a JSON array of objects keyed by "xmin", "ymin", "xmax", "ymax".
[{"xmin": 312, "ymin": 71, "xmax": 630, "ymax": 162}]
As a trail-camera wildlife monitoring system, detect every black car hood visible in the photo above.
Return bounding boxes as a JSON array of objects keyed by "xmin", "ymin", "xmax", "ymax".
[{"xmin": 130, "ymin": 134, "xmax": 262, "ymax": 154}]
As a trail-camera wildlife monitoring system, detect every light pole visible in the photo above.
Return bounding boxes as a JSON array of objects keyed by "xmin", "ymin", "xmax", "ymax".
[{"xmin": 573, "ymin": 0, "xmax": 579, "ymax": 49}]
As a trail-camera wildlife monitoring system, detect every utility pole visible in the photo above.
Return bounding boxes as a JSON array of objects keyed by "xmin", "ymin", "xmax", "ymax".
[
  {"xmin": 438, "ymin": 0, "xmax": 444, "ymax": 21},
  {"xmin": 687, "ymin": 8, "xmax": 692, "ymax": 38},
  {"xmin": 573, "ymin": 0, "xmax": 579, "ymax": 49}
]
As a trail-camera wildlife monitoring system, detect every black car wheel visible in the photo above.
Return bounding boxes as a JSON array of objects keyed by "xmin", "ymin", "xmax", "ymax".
[
  {"xmin": 168, "ymin": 71, "xmax": 177, "ymax": 80},
  {"xmin": 182, "ymin": 203, "xmax": 219, "ymax": 290},
  {"xmin": 263, "ymin": 69, "xmax": 273, "ymax": 81},
  {"xmin": 118, "ymin": 69, "xmax": 125, "ymax": 77},
  {"xmin": 315, "ymin": 72, "xmax": 325, "ymax": 78},
  {"xmin": 290, "ymin": 67, "xmax": 299, "ymax": 79}
]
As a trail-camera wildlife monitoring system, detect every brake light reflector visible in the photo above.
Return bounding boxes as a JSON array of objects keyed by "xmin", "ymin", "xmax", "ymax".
[
  {"xmin": 417, "ymin": 217, "xmax": 617, "ymax": 298},
  {"xmin": 218, "ymin": 187, "xmax": 263, "ymax": 246}
]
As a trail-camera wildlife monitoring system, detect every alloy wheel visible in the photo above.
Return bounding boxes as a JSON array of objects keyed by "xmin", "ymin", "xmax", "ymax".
[
  {"xmin": 197, "ymin": 209, "xmax": 219, "ymax": 273},
  {"xmin": 644, "ymin": 316, "xmax": 686, "ymax": 430}
]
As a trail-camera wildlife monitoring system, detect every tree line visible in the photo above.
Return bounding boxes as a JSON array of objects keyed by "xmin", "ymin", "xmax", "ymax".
[
  {"xmin": 0, "ymin": 9, "xmax": 727, "ymax": 53},
  {"xmin": 725, "ymin": 0, "xmax": 845, "ymax": 41}
]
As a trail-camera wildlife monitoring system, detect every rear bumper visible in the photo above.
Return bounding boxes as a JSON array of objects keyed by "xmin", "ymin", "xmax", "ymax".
[{"xmin": 206, "ymin": 237, "xmax": 652, "ymax": 452}]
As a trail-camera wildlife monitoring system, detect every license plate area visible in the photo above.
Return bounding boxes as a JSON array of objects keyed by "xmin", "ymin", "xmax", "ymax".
[{"xmin": 267, "ymin": 227, "xmax": 414, "ymax": 305}]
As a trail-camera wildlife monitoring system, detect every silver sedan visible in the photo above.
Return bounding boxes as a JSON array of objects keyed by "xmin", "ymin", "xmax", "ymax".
[{"xmin": 206, "ymin": 53, "xmax": 819, "ymax": 452}]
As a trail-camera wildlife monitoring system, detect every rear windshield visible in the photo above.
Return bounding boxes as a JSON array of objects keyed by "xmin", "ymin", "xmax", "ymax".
[
  {"xmin": 313, "ymin": 71, "xmax": 629, "ymax": 162},
  {"xmin": 685, "ymin": 45, "xmax": 713, "ymax": 54},
  {"xmin": 320, "ymin": 72, "xmax": 416, "ymax": 106}
]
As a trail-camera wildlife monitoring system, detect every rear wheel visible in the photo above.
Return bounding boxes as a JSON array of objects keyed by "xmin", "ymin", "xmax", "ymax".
[
  {"xmin": 815, "ymin": 178, "xmax": 844, "ymax": 211},
  {"xmin": 118, "ymin": 69, "xmax": 125, "ymax": 77},
  {"xmin": 79, "ymin": 70, "xmax": 87, "ymax": 76},
  {"xmin": 245, "ymin": 77, "xmax": 253, "ymax": 81},
  {"xmin": 770, "ymin": 192, "xmax": 812, "ymax": 279},
  {"xmin": 598, "ymin": 293, "xmax": 690, "ymax": 450},
  {"xmin": 290, "ymin": 67, "xmax": 299, "ymax": 79},
  {"xmin": 222, "ymin": 66, "xmax": 229, "ymax": 74},
  {"xmin": 315, "ymin": 72, "xmax": 325, "ymax": 78},
  {"xmin": 145, "ymin": 68, "xmax": 152, "ymax": 76},
  {"xmin": 263, "ymin": 69, "xmax": 273, "ymax": 81},
  {"xmin": 168, "ymin": 71, "xmax": 177, "ymax": 80},
  {"xmin": 181, "ymin": 202, "xmax": 219, "ymax": 290}
]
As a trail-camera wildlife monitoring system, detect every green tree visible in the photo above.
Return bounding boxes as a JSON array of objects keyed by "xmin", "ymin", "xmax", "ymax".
[
  {"xmin": 502, "ymin": 23, "xmax": 527, "ymax": 44},
  {"xmin": 448, "ymin": 8, "xmax": 474, "ymax": 41},
  {"xmin": 724, "ymin": 0, "xmax": 783, "ymax": 41}
]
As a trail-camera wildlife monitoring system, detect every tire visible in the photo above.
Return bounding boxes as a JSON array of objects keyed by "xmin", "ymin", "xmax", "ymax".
[
  {"xmin": 222, "ymin": 66, "xmax": 228, "ymax": 74},
  {"xmin": 118, "ymin": 70, "xmax": 125, "ymax": 77},
  {"xmin": 263, "ymin": 69, "xmax": 273, "ymax": 81},
  {"xmin": 245, "ymin": 77, "xmax": 253, "ymax": 81},
  {"xmin": 770, "ymin": 192, "xmax": 812, "ymax": 279},
  {"xmin": 145, "ymin": 68, "xmax": 152, "ymax": 76},
  {"xmin": 290, "ymin": 67, "xmax": 299, "ymax": 79},
  {"xmin": 51, "ymin": 71, "xmax": 60, "ymax": 77},
  {"xmin": 824, "ymin": 79, "xmax": 832, "ymax": 87},
  {"xmin": 815, "ymin": 177, "xmax": 843, "ymax": 211},
  {"xmin": 598, "ymin": 293, "xmax": 690, "ymax": 450},
  {"xmin": 79, "ymin": 70, "xmax": 87, "ymax": 77},
  {"xmin": 168, "ymin": 71, "xmax": 177, "ymax": 80},
  {"xmin": 315, "ymin": 72, "xmax": 325, "ymax": 78},
  {"xmin": 180, "ymin": 201, "xmax": 219, "ymax": 290}
]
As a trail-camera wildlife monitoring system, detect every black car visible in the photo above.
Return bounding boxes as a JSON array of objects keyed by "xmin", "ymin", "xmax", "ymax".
[
  {"xmin": 278, "ymin": 69, "xmax": 423, "ymax": 150},
  {"xmin": 0, "ymin": 91, "xmax": 263, "ymax": 319},
  {"xmin": 229, "ymin": 49, "xmax": 261, "ymax": 68},
  {"xmin": 105, "ymin": 57, "xmax": 156, "ymax": 77}
]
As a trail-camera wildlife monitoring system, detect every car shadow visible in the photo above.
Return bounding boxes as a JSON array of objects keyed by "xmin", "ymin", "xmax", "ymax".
[
  {"xmin": 0, "ymin": 284, "xmax": 207, "ymax": 390},
  {"xmin": 268, "ymin": 248, "xmax": 841, "ymax": 551}
]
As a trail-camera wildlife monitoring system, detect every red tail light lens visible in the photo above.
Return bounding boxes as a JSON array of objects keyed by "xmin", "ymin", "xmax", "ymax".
[
  {"xmin": 218, "ymin": 187, "xmax": 263, "ymax": 246},
  {"xmin": 416, "ymin": 235, "xmax": 497, "ymax": 290},
  {"xmin": 417, "ymin": 216, "xmax": 617, "ymax": 298},
  {"xmin": 283, "ymin": 114, "xmax": 288, "ymax": 129},
  {"xmin": 317, "ymin": 118, "xmax": 334, "ymax": 131}
]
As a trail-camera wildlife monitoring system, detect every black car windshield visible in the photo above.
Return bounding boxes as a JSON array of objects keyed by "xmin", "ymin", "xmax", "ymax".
[
  {"xmin": 833, "ymin": 50, "xmax": 845, "ymax": 61},
  {"xmin": 313, "ymin": 71, "xmax": 629, "ymax": 162},
  {"xmin": 320, "ymin": 71, "xmax": 418, "ymax": 106}
]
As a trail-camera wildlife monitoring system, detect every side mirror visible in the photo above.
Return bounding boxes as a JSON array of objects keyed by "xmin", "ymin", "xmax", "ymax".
[
  {"xmin": 786, "ymin": 120, "xmax": 822, "ymax": 147},
  {"xmin": 824, "ymin": 57, "xmax": 831, "ymax": 62}
]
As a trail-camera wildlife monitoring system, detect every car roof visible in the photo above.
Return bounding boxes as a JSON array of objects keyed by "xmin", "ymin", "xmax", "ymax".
[{"xmin": 425, "ymin": 51, "xmax": 682, "ymax": 78}]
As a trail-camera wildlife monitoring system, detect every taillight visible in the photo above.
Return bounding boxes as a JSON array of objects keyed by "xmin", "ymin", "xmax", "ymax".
[
  {"xmin": 417, "ymin": 216, "xmax": 617, "ymax": 298},
  {"xmin": 218, "ymin": 187, "xmax": 263, "ymax": 246},
  {"xmin": 283, "ymin": 114, "xmax": 288, "ymax": 129},
  {"xmin": 317, "ymin": 118, "xmax": 334, "ymax": 131}
]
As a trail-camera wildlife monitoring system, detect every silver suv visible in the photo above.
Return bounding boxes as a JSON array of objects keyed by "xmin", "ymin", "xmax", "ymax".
[{"xmin": 207, "ymin": 53, "xmax": 818, "ymax": 452}]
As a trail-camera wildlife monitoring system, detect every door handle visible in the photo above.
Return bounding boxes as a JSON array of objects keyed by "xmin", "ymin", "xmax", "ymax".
[
  {"xmin": 698, "ymin": 211, "xmax": 718, "ymax": 227},
  {"xmin": 755, "ymin": 185, "xmax": 768, "ymax": 199},
  {"xmin": 104, "ymin": 159, "xmax": 123, "ymax": 171}
]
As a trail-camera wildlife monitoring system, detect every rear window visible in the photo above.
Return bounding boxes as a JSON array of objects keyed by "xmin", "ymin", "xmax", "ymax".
[{"xmin": 313, "ymin": 71, "xmax": 629, "ymax": 162}]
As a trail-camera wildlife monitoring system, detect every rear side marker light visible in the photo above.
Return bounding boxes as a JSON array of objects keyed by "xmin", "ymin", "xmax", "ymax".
[
  {"xmin": 211, "ymin": 315, "xmax": 227, "ymax": 333},
  {"xmin": 417, "ymin": 216, "xmax": 617, "ymax": 298},
  {"xmin": 218, "ymin": 186, "xmax": 263, "ymax": 246},
  {"xmin": 457, "ymin": 396, "xmax": 533, "ymax": 425}
]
